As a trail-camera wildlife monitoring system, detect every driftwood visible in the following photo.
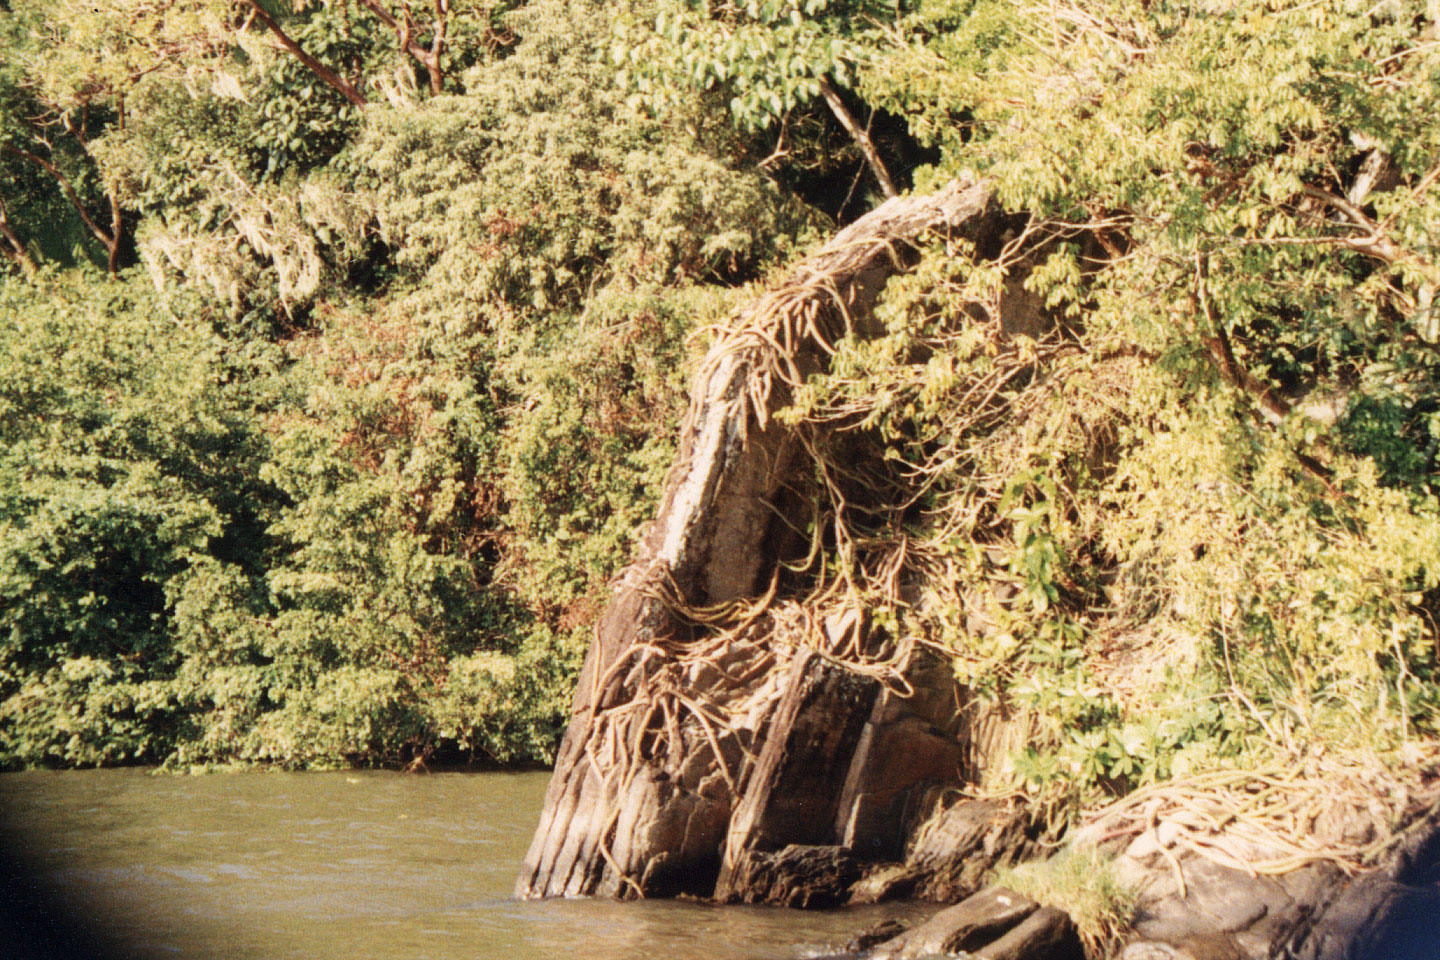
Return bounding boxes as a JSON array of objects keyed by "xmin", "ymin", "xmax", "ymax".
[{"xmin": 514, "ymin": 179, "xmax": 996, "ymax": 901}]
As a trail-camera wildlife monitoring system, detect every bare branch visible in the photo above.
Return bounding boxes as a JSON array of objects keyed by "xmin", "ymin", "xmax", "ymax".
[
  {"xmin": 241, "ymin": 0, "xmax": 369, "ymax": 108},
  {"xmin": 359, "ymin": 0, "xmax": 445, "ymax": 93},
  {"xmin": 1195, "ymin": 255, "xmax": 1340, "ymax": 497},
  {"xmin": 1348, "ymin": 147, "xmax": 1389, "ymax": 207},
  {"xmin": 0, "ymin": 194, "xmax": 38, "ymax": 276},
  {"xmin": 1300, "ymin": 184, "xmax": 1412, "ymax": 265},
  {"xmin": 817, "ymin": 76, "xmax": 898, "ymax": 199},
  {"xmin": 63, "ymin": 113, "xmax": 126, "ymax": 276}
]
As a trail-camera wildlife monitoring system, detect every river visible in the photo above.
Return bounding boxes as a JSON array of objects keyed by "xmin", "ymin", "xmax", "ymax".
[{"xmin": 0, "ymin": 769, "xmax": 924, "ymax": 960}]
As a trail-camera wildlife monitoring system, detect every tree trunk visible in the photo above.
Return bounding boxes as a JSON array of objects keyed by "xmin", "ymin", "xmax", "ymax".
[
  {"xmin": 515, "ymin": 179, "xmax": 995, "ymax": 901},
  {"xmin": 104, "ymin": 191, "xmax": 124, "ymax": 278}
]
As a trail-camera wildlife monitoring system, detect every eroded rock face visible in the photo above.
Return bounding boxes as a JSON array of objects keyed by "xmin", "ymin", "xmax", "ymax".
[
  {"xmin": 1288, "ymin": 806, "xmax": 1440, "ymax": 960},
  {"xmin": 850, "ymin": 797, "xmax": 1039, "ymax": 905},
  {"xmin": 509, "ymin": 165, "xmax": 1437, "ymax": 960},
  {"xmin": 713, "ymin": 648, "xmax": 1022, "ymax": 906},
  {"xmin": 1296, "ymin": 879, "xmax": 1440, "ymax": 960},
  {"xmin": 908, "ymin": 797, "xmax": 1040, "ymax": 903},
  {"xmin": 833, "ymin": 652, "xmax": 968, "ymax": 862},
  {"xmin": 595, "ymin": 765, "xmax": 734, "ymax": 898},
  {"xmin": 715, "ymin": 653, "xmax": 878, "ymax": 901},
  {"xmin": 716, "ymin": 844, "xmax": 863, "ymax": 909},
  {"xmin": 1116, "ymin": 832, "xmax": 1330, "ymax": 954},
  {"xmin": 515, "ymin": 179, "xmax": 997, "ymax": 903}
]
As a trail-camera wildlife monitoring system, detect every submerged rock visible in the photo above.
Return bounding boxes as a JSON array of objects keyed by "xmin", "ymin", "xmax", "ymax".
[
  {"xmin": 1288, "ymin": 805, "xmax": 1440, "ymax": 960},
  {"xmin": 971, "ymin": 907, "xmax": 1084, "ymax": 960},
  {"xmin": 849, "ymin": 863, "xmax": 921, "ymax": 905},
  {"xmin": 835, "ymin": 805, "xmax": 1440, "ymax": 960},
  {"xmin": 867, "ymin": 886, "xmax": 1040, "ymax": 959},
  {"xmin": 905, "ymin": 797, "xmax": 1039, "ymax": 903},
  {"xmin": 842, "ymin": 919, "xmax": 910, "ymax": 953}
]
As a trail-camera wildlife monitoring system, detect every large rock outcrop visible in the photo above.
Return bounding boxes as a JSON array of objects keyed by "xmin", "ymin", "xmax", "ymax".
[
  {"xmin": 511, "ymin": 174, "xmax": 1440, "ymax": 960},
  {"xmin": 514, "ymin": 179, "xmax": 998, "ymax": 901}
]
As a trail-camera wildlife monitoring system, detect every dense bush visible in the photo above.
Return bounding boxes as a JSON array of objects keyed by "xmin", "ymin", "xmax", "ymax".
[
  {"xmin": 0, "ymin": 273, "xmax": 270, "ymax": 763},
  {"xmin": 0, "ymin": 0, "xmax": 813, "ymax": 767},
  {"xmin": 808, "ymin": 0, "xmax": 1440, "ymax": 796}
]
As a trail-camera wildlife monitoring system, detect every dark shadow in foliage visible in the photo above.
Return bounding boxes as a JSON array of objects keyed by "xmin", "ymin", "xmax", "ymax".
[
  {"xmin": 772, "ymin": 93, "xmax": 941, "ymax": 225},
  {"xmin": 1337, "ymin": 394, "xmax": 1440, "ymax": 490}
]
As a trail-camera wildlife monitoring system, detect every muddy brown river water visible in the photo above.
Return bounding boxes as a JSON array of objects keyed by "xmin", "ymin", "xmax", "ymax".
[{"xmin": 0, "ymin": 769, "xmax": 923, "ymax": 960}]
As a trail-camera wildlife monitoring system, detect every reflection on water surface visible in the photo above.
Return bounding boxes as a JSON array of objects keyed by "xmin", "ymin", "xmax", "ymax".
[{"xmin": 0, "ymin": 769, "xmax": 922, "ymax": 960}]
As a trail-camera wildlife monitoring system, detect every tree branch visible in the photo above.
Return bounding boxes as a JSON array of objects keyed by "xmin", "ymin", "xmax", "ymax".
[
  {"xmin": 1195, "ymin": 255, "xmax": 1340, "ymax": 497},
  {"xmin": 3, "ymin": 142, "xmax": 120, "ymax": 275},
  {"xmin": 1203, "ymin": 322, "xmax": 1291, "ymax": 428},
  {"xmin": 0, "ymin": 194, "xmax": 37, "ymax": 275},
  {"xmin": 66, "ymin": 115, "xmax": 127, "ymax": 277},
  {"xmin": 105, "ymin": 188, "xmax": 124, "ymax": 277},
  {"xmin": 1348, "ymin": 147, "xmax": 1389, "ymax": 207},
  {"xmin": 1299, "ymin": 182, "xmax": 1440, "ymax": 340},
  {"xmin": 430, "ymin": 0, "xmax": 449, "ymax": 96},
  {"xmin": 241, "ymin": 0, "xmax": 369, "ymax": 108},
  {"xmin": 358, "ymin": 0, "xmax": 446, "ymax": 94},
  {"xmin": 1301, "ymin": 184, "xmax": 1411, "ymax": 265},
  {"xmin": 817, "ymin": 76, "xmax": 897, "ymax": 199}
]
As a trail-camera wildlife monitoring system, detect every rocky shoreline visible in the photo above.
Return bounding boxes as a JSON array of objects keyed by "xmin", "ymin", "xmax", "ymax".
[
  {"xmin": 777, "ymin": 796, "xmax": 1440, "ymax": 960},
  {"xmin": 513, "ymin": 181, "xmax": 1440, "ymax": 958},
  {"xmin": 519, "ymin": 602, "xmax": 1440, "ymax": 957},
  {"xmin": 829, "ymin": 805, "xmax": 1439, "ymax": 960}
]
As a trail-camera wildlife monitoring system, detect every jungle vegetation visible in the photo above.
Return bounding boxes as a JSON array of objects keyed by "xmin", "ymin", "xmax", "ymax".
[{"xmin": 1, "ymin": 0, "xmax": 1438, "ymax": 839}]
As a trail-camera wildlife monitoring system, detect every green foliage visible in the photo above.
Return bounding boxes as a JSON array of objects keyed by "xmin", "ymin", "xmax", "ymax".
[
  {"xmin": 337, "ymin": 0, "xmax": 817, "ymax": 611},
  {"xmin": 0, "ymin": 267, "xmax": 591, "ymax": 768},
  {"xmin": 498, "ymin": 285, "xmax": 723, "ymax": 609},
  {"xmin": 616, "ymin": 0, "xmax": 898, "ymax": 131},
  {"xmin": 790, "ymin": 0, "xmax": 1440, "ymax": 805},
  {"xmin": 0, "ymin": 272, "xmax": 268, "ymax": 764},
  {"xmin": 0, "ymin": 0, "xmax": 813, "ymax": 768}
]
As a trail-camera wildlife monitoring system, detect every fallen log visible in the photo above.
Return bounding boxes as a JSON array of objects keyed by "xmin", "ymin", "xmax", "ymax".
[{"xmin": 514, "ymin": 179, "xmax": 996, "ymax": 901}]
